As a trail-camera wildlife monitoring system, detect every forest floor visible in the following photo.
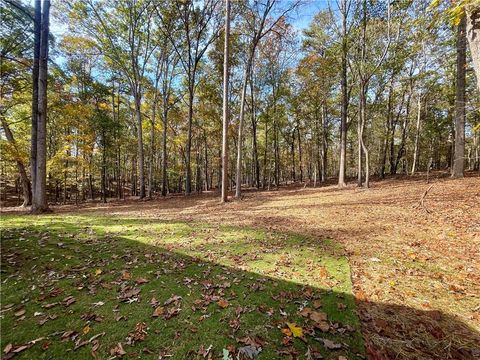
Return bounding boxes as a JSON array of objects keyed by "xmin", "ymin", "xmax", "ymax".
[{"xmin": 1, "ymin": 172, "xmax": 479, "ymax": 359}]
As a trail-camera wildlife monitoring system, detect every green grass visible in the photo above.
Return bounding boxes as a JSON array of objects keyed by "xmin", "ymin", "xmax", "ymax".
[{"xmin": 0, "ymin": 214, "xmax": 364, "ymax": 359}]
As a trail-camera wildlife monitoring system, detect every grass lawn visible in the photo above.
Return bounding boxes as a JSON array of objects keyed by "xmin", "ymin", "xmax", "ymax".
[{"xmin": 0, "ymin": 214, "xmax": 364, "ymax": 359}]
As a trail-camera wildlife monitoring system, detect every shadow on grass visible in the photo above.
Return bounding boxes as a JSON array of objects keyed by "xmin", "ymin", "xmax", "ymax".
[{"xmin": 0, "ymin": 216, "xmax": 479, "ymax": 360}]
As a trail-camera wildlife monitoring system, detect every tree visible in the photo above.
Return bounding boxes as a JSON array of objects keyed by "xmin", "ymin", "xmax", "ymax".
[
  {"xmin": 452, "ymin": 12, "xmax": 467, "ymax": 177},
  {"xmin": 31, "ymin": 0, "xmax": 41, "ymax": 195},
  {"xmin": 235, "ymin": 0, "xmax": 300, "ymax": 198},
  {"xmin": 221, "ymin": 0, "xmax": 230, "ymax": 203},
  {"xmin": 156, "ymin": 0, "xmax": 222, "ymax": 195},
  {"xmin": 65, "ymin": 0, "xmax": 157, "ymax": 199},
  {"xmin": 31, "ymin": 0, "xmax": 50, "ymax": 213},
  {"xmin": 466, "ymin": 5, "xmax": 480, "ymax": 91},
  {"xmin": 337, "ymin": 0, "xmax": 352, "ymax": 187},
  {"xmin": 352, "ymin": 0, "xmax": 393, "ymax": 188},
  {"xmin": 1, "ymin": 0, "xmax": 35, "ymax": 206}
]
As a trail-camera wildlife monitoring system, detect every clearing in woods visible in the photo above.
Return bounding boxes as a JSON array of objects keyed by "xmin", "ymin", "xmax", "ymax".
[{"xmin": 1, "ymin": 174, "xmax": 479, "ymax": 359}]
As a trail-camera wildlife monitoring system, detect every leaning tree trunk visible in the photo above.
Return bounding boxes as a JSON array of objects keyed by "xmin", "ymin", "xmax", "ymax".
[
  {"xmin": 466, "ymin": 6, "xmax": 480, "ymax": 92},
  {"xmin": 32, "ymin": 0, "xmax": 50, "ymax": 214},
  {"xmin": 452, "ymin": 13, "xmax": 466, "ymax": 178}
]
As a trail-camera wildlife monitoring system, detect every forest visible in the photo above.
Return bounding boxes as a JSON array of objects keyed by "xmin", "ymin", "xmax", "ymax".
[{"xmin": 1, "ymin": 0, "xmax": 479, "ymax": 359}]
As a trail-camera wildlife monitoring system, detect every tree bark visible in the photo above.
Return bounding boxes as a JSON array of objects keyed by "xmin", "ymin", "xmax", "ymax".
[
  {"xmin": 185, "ymin": 86, "xmax": 194, "ymax": 195},
  {"xmin": 235, "ymin": 64, "xmax": 250, "ymax": 198},
  {"xmin": 250, "ymin": 73, "xmax": 260, "ymax": 189},
  {"xmin": 148, "ymin": 94, "xmax": 157, "ymax": 199},
  {"xmin": 466, "ymin": 6, "xmax": 480, "ymax": 92},
  {"xmin": 133, "ymin": 91, "xmax": 146, "ymax": 197},
  {"xmin": 30, "ymin": 0, "xmax": 41, "ymax": 195},
  {"xmin": 452, "ymin": 13, "xmax": 466, "ymax": 177},
  {"xmin": 31, "ymin": 0, "xmax": 50, "ymax": 213},
  {"xmin": 411, "ymin": 96, "xmax": 422, "ymax": 175},
  {"xmin": 221, "ymin": 0, "xmax": 230, "ymax": 203},
  {"xmin": 338, "ymin": 0, "xmax": 349, "ymax": 187}
]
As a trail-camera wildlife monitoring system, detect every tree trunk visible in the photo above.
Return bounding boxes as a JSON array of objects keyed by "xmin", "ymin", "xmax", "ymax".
[
  {"xmin": 466, "ymin": 6, "xmax": 480, "ymax": 92},
  {"xmin": 161, "ymin": 104, "xmax": 168, "ymax": 197},
  {"xmin": 338, "ymin": 0, "xmax": 348, "ymax": 187},
  {"xmin": 221, "ymin": 0, "xmax": 230, "ymax": 202},
  {"xmin": 359, "ymin": 83, "xmax": 370, "ymax": 188},
  {"xmin": 297, "ymin": 127, "xmax": 303, "ymax": 182},
  {"xmin": 133, "ymin": 91, "xmax": 146, "ymax": 198},
  {"xmin": 250, "ymin": 69, "xmax": 260, "ymax": 189},
  {"xmin": 185, "ymin": 86, "xmax": 194, "ymax": 195},
  {"xmin": 31, "ymin": 0, "xmax": 50, "ymax": 213},
  {"xmin": 411, "ymin": 96, "xmax": 422, "ymax": 175},
  {"xmin": 235, "ymin": 64, "xmax": 250, "ymax": 198},
  {"xmin": 321, "ymin": 103, "xmax": 328, "ymax": 182},
  {"xmin": 452, "ymin": 13, "xmax": 466, "ymax": 178},
  {"xmin": 30, "ymin": 0, "xmax": 41, "ymax": 195},
  {"xmin": 148, "ymin": 103, "xmax": 156, "ymax": 199},
  {"xmin": 100, "ymin": 130, "xmax": 106, "ymax": 203}
]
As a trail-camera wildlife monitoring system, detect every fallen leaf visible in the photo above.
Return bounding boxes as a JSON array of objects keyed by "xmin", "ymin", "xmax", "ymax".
[
  {"xmin": 318, "ymin": 338, "xmax": 342, "ymax": 350},
  {"xmin": 237, "ymin": 345, "xmax": 262, "ymax": 359},
  {"xmin": 3, "ymin": 344, "xmax": 12, "ymax": 354},
  {"xmin": 63, "ymin": 296, "xmax": 76, "ymax": 307},
  {"xmin": 152, "ymin": 307, "xmax": 164, "ymax": 317},
  {"xmin": 14, "ymin": 309, "xmax": 25, "ymax": 317},
  {"xmin": 217, "ymin": 299, "xmax": 229, "ymax": 309},
  {"xmin": 318, "ymin": 267, "xmax": 329, "ymax": 279},
  {"xmin": 12, "ymin": 344, "xmax": 31, "ymax": 353},
  {"xmin": 287, "ymin": 323, "xmax": 303, "ymax": 338},
  {"xmin": 135, "ymin": 278, "xmax": 149, "ymax": 285},
  {"xmin": 121, "ymin": 271, "xmax": 131, "ymax": 281},
  {"xmin": 300, "ymin": 307, "xmax": 312, "ymax": 317},
  {"xmin": 42, "ymin": 302, "xmax": 58, "ymax": 309},
  {"xmin": 310, "ymin": 311, "xmax": 327, "ymax": 323},
  {"xmin": 314, "ymin": 321, "xmax": 330, "ymax": 332},
  {"xmin": 83, "ymin": 325, "xmax": 91, "ymax": 335},
  {"xmin": 163, "ymin": 295, "xmax": 182, "ymax": 306},
  {"xmin": 110, "ymin": 342, "xmax": 126, "ymax": 357}
]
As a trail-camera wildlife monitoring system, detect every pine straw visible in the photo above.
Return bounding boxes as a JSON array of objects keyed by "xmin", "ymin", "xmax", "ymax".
[{"xmin": 4, "ymin": 171, "xmax": 480, "ymax": 358}]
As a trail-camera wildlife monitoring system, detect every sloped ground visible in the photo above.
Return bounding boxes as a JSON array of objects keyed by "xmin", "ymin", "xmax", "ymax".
[
  {"xmin": 1, "ymin": 216, "xmax": 363, "ymax": 359},
  {"xmin": 2, "ymin": 172, "xmax": 479, "ymax": 358}
]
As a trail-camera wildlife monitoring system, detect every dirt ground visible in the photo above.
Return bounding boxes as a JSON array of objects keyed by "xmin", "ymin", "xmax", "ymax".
[{"xmin": 3, "ymin": 172, "xmax": 480, "ymax": 359}]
